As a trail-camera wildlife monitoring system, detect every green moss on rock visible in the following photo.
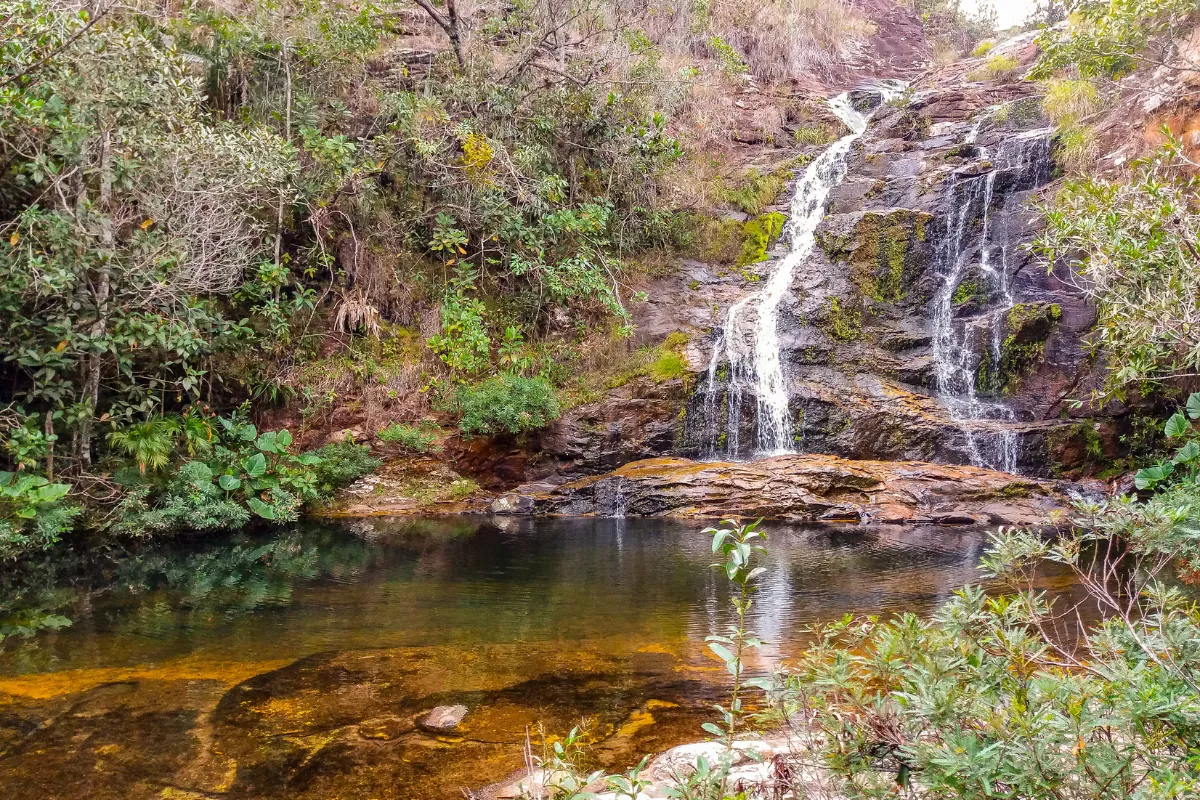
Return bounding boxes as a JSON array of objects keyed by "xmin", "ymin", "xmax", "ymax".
[
  {"xmin": 977, "ymin": 302, "xmax": 1062, "ymax": 396},
  {"xmin": 822, "ymin": 297, "xmax": 862, "ymax": 341},
  {"xmin": 738, "ymin": 212, "xmax": 787, "ymax": 267},
  {"xmin": 820, "ymin": 209, "xmax": 933, "ymax": 305}
]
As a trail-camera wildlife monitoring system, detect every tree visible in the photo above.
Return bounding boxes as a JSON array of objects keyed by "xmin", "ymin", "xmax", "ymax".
[{"xmin": 0, "ymin": 0, "xmax": 294, "ymax": 470}]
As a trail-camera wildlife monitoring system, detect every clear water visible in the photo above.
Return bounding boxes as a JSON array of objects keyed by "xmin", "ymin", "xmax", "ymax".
[{"xmin": 0, "ymin": 517, "xmax": 1009, "ymax": 799}]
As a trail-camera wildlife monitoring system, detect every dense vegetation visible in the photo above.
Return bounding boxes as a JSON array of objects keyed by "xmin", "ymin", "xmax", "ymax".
[{"xmin": 0, "ymin": 0, "xmax": 1002, "ymax": 558}]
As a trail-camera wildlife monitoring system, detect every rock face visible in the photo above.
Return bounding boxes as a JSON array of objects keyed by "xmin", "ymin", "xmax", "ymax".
[{"xmin": 493, "ymin": 455, "xmax": 1078, "ymax": 526}]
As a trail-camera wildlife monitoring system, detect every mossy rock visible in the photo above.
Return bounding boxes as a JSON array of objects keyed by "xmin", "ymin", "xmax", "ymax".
[
  {"xmin": 738, "ymin": 212, "xmax": 787, "ymax": 267},
  {"xmin": 952, "ymin": 269, "xmax": 990, "ymax": 310},
  {"xmin": 977, "ymin": 302, "xmax": 1062, "ymax": 396},
  {"xmin": 819, "ymin": 209, "xmax": 933, "ymax": 307},
  {"xmin": 820, "ymin": 297, "xmax": 863, "ymax": 342}
]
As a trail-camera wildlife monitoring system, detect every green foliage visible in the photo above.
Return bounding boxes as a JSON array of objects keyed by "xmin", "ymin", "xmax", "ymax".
[
  {"xmin": 456, "ymin": 374, "xmax": 561, "ymax": 438},
  {"xmin": 427, "ymin": 264, "xmax": 492, "ymax": 376},
  {"xmin": 707, "ymin": 35, "xmax": 748, "ymax": 77},
  {"xmin": 724, "ymin": 172, "xmax": 789, "ymax": 217},
  {"xmin": 703, "ymin": 518, "xmax": 769, "ymax": 747},
  {"xmin": 770, "ymin": 416, "xmax": 1200, "ymax": 799},
  {"xmin": 1041, "ymin": 78, "xmax": 1103, "ymax": 125},
  {"xmin": 0, "ymin": 472, "xmax": 79, "ymax": 560},
  {"xmin": 111, "ymin": 416, "xmax": 377, "ymax": 535},
  {"xmin": 971, "ymin": 40, "xmax": 995, "ymax": 57},
  {"xmin": 967, "ymin": 53, "xmax": 1022, "ymax": 81},
  {"xmin": 793, "ymin": 125, "xmax": 836, "ymax": 146},
  {"xmin": 952, "ymin": 277, "xmax": 985, "ymax": 305},
  {"xmin": 1034, "ymin": 140, "xmax": 1200, "ymax": 400},
  {"xmin": 650, "ymin": 350, "xmax": 689, "ymax": 382},
  {"xmin": 1032, "ymin": 0, "xmax": 1199, "ymax": 79},
  {"xmin": 377, "ymin": 423, "xmax": 440, "ymax": 453},
  {"xmin": 0, "ymin": 0, "xmax": 297, "ymax": 470},
  {"xmin": 108, "ymin": 417, "xmax": 181, "ymax": 475},
  {"xmin": 1134, "ymin": 392, "xmax": 1200, "ymax": 490}
]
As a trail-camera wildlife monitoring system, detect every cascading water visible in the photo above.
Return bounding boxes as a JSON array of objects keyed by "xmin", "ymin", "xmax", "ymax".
[
  {"xmin": 930, "ymin": 127, "xmax": 1053, "ymax": 473},
  {"xmin": 700, "ymin": 88, "xmax": 897, "ymax": 458}
]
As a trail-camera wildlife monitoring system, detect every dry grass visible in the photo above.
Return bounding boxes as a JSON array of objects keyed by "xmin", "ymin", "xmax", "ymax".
[
  {"xmin": 1041, "ymin": 78, "xmax": 1103, "ymax": 126},
  {"xmin": 710, "ymin": 0, "xmax": 875, "ymax": 81}
]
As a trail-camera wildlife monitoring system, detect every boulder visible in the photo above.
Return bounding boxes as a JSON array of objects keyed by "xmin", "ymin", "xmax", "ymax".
[{"xmin": 416, "ymin": 704, "xmax": 469, "ymax": 732}]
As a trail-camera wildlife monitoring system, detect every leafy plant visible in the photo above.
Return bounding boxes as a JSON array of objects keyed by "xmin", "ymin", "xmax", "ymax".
[
  {"xmin": 768, "ymin": 404, "xmax": 1200, "ymax": 800},
  {"xmin": 456, "ymin": 374, "xmax": 560, "ymax": 437},
  {"xmin": 1134, "ymin": 392, "xmax": 1200, "ymax": 490},
  {"xmin": 0, "ymin": 472, "xmax": 79, "ymax": 560},
  {"xmin": 108, "ymin": 417, "xmax": 182, "ymax": 474},
  {"xmin": 377, "ymin": 423, "xmax": 440, "ymax": 453},
  {"xmin": 1034, "ymin": 139, "xmax": 1200, "ymax": 400},
  {"xmin": 702, "ymin": 518, "xmax": 769, "ymax": 746}
]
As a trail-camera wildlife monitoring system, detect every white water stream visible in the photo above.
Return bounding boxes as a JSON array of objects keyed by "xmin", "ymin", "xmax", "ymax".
[
  {"xmin": 930, "ymin": 127, "xmax": 1053, "ymax": 473},
  {"xmin": 704, "ymin": 89, "xmax": 897, "ymax": 457}
]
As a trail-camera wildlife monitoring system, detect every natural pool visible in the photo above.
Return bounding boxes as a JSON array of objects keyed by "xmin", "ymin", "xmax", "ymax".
[{"xmin": 0, "ymin": 517, "xmax": 1013, "ymax": 799}]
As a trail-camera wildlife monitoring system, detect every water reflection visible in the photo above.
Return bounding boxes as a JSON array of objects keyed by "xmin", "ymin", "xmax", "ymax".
[
  {"xmin": 0, "ymin": 517, "xmax": 1006, "ymax": 800},
  {"xmin": 0, "ymin": 518, "xmax": 996, "ymax": 677}
]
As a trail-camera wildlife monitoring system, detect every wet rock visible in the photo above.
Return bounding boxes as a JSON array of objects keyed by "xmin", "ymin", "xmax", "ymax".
[
  {"xmin": 417, "ymin": 704, "xmax": 468, "ymax": 732},
  {"xmin": 358, "ymin": 715, "xmax": 416, "ymax": 740},
  {"xmin": 505, "ymin": 455, "xmax": 1077, "ymax": 526}
]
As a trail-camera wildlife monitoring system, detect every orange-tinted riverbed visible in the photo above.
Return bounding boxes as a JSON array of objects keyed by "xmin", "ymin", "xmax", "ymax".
[{"xmin": 0, "ymin": 517, "xmax": 1003, "ymax": 799}]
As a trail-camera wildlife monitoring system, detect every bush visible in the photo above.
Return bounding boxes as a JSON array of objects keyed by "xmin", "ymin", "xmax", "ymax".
[
  {"xmin": 1042, "ymin": 78, "xmax": 1103, "ymax": 125},
  {"xmin": 968, "ymin": 53, "xmax": 1021, "ymax": 81},
  {"xmin": 457, "ymin": 374, "xmax": 560, "ymax": 437},
  {"xmin": 305, "ymin": 439, "xmax": 380, "ymax": 498},
  {"xmin": 0, "ymin": 472, "xmax": 79, "ymax": 560},
  {"xmin": 971, "ymin": 40, "xmax": 995, "ymax": 57},
  {"xmin": 771, "ymin": 402, "xmax": 1200, "ymax": 799},
  {"xmin": 377, "ymin": 423, "xmax": 440, "ymax": 453},
  {"xmin": 110, "ymin": 421, "xmax": 379, "ymax": 536}
]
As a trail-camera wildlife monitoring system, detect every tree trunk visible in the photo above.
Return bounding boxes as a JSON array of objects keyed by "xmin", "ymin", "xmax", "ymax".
[
  {"xmin": 80, "ymin": 128, "xmax": 114, "ymax": 467},
  {"xmin": 43, "ymin": 411, "xmax": 54, "ymax": 479}
]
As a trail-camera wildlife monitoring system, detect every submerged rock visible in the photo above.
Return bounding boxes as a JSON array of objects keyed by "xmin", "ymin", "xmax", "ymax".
[
  {"xmin": 417, "ymin": 704, "xmax": 469, "ymax": 732},
  {"xmin": 498, "ymin": 455, "xmax": 1078, "ymax": 526}
]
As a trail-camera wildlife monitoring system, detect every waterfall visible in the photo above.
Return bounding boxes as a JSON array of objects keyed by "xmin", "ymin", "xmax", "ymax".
[
  {"xmin": 701, "ymin": 88, "xmax": 898, "ymax": 459},
  {"xmin": 930, "ymin": 128, "xmax": 1053, "ymax": 473}
]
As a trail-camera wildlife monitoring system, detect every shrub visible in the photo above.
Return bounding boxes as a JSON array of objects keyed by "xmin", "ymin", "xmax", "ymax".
[
  {"xmin": 771, "ymin": 402, "xmax": 1200, "ymax": 800},
  {"xmin": 971, "ymin": 40, "xmax": 995, "ymax": 57},
  {"xmin": 1041, "ymin": 78, "xmax": 1102, "ymax": 125},
  {"xmin": 968, "ymin": 53, "xmax": 1021, "ymax": 81},
  {"xmin": 377, "ymin": 423, "xmax": 440, "ymax": 453},
  {"xmin": 110, "ymin": 421, "xmax": 378, "ymax": 536},
  {"xmin": 456, "ymin": 374, "xmax": 561, "ymax": 437},
  {"xmin": 0, "ymin": 473, "xmax": 79, "ymax": 560},
  {"xmin": 305, "ymin": 439, "xmax": 380, "ymax": 498}
]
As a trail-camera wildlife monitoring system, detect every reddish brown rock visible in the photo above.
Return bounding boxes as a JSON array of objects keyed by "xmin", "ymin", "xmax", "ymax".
[{"xmin": 495, "ymin": 455, "xmax": 1079, "ymax": 526}]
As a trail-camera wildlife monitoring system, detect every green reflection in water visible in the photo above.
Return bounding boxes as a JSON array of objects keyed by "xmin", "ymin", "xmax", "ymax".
[{"xmin": 0, "ymin": 516, "xmax": 997, "ymax": 800}]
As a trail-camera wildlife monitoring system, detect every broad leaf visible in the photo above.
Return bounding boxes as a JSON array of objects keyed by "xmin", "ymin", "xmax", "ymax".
[
  {"xmin": 247, "ymin": 496, "xmax": 276, "ymax": 520},
  {"xmin": 255, "ymin": 431, "xmax": 279, "ymax": 454},
  {"xmin": 244, "ymin": 452, "xmax": 267, "ymax": 479},
  {"xmin": 276, "ymin": 429, "xmax": 293, "ymax": 449},
  {"xmin": 1164, "ymin": 412, "xmax": 1189, "ymax": 438},
  {"xmin": 218, "ymin": 475, "xmax": 241, "ymax": 491},
  {"xmin": 1188, "ymin": 393, "xmax": 1200, "ymax": 420}
]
